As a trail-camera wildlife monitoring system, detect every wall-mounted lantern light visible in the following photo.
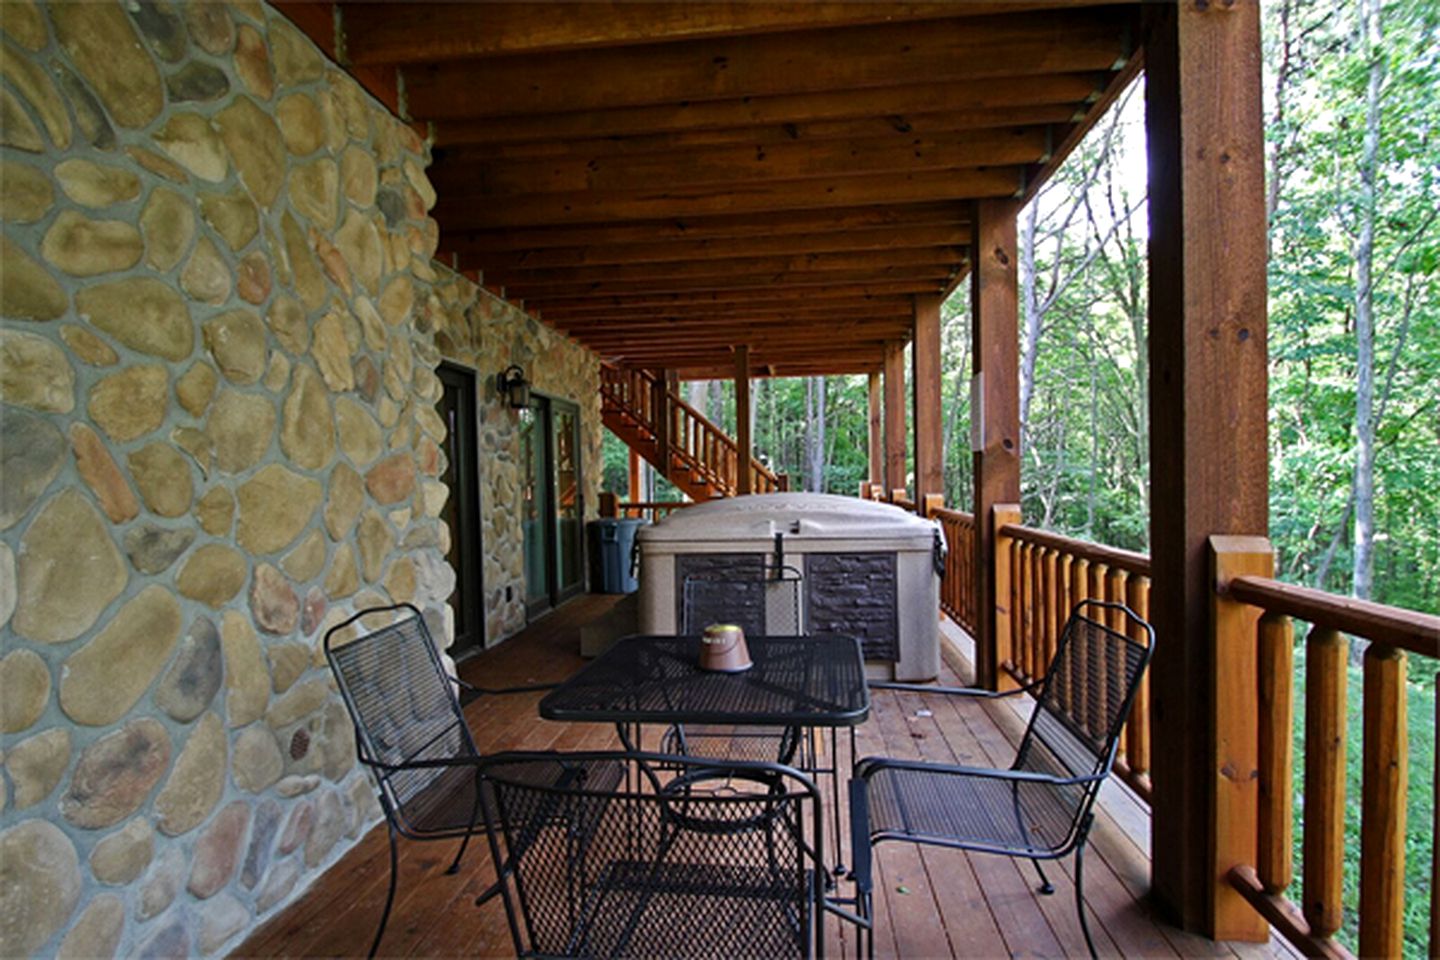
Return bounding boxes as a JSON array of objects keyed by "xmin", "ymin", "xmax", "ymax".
[{"xmin": 497, "ymin": 364, "xmax": 531, "ymax": 409}]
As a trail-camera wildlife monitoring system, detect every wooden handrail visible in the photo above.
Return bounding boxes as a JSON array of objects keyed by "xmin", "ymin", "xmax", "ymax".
[
  {"xmin": 999, "ymin": 523, "xmax": 1152, "ymax": 578},
  {"xmin": 1216, "ymin": 558, "xmax": 1439, "ymax": 958},
  {"xmin": 1224, "ymin": 574, "xmax": 1440, "ymax": 657},
  {"xmin": 1002, "ymin": 521, "xmax": 1153, "ymax": 801}
]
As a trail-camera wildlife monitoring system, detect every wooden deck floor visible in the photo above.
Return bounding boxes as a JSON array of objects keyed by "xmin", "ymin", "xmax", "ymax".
[{"xmin": 239, "ymin": 595, "xmax": 1296, "ymax": 959}]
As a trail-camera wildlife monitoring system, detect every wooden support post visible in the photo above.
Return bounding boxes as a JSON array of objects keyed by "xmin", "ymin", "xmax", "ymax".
[
  {"xmin": 653, "ymin": 367, "xmax": 671, "ymax": 477},
  {"xmin": 598, "ymin": 491, "xmax": 618, "ymax": 518},
  {"xmin": 627, "ymin": 447, "xmax": 642, "ymax": 504},
  {"xmin": 867, "ymin": 371, "xmax": 884, "ymax": 491},
  {"xmin": 883, "ymin": 340, "xmax": 907, "ymax": 495},
  {"xmin": 1144, "ymin": 0, "xmax": 1269, "ymax": 936},
  {"xmin": 992, "ymin": 504, "xmax": 1022, "ymax": 691},
  {"xmin": 970, "ymin": 197, "xmax": 1021, "ymax": 692},
  {"xmin": 734, "ymin": 345, "xmax": 753, "ymax": 495},
  {"xmin": 912, "ymin": 294, "xmax": 944, "ymax": 504},
  {"xmin": 1208, "ymin": 537, "xmax": 1272, "ymax": 942}
]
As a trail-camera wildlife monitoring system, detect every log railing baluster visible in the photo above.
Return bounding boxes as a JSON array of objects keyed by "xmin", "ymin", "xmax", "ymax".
[
  {"xmin": 1358, "ymin": 643, "xmax": 1407, "ymax": 958},
  {"xmin": 1256, "ymin": 611, "xmax": 1294, "ymax": 896},
  {"xmin": 1125, "ymin": 574, "xmax": 1150, "ymax": 782},
  {"xmin": 1302, "ymin": 626, "xmax": 1347, "ymax": 939}
]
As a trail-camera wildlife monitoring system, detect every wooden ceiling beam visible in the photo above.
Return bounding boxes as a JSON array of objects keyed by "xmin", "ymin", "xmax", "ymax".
[
  {"xmin": 432, "ymin": 73, "xmax": 1108, "ymax": 147},
  {"xmin": 403, "ymin": 11, "xmax": 1131, "ymax": 119},
  {"xmin": 501, "ymin": 268, "xmax": 954, "ymax": 301},
  {"xmin": 575, "ymin": 314, "xmax": 913, "ymax": 336},
  {"xmin": 598, "ymin": 344, "xmax": 891, "ymax": 372},
  {"xmin": 488, "ymin": 248, "xmax": 965, "ymax": 290},
  {"xmin": 546, "ymin": 300, "xmax": 917, "ymax": 323},
  {"xmin": 583, "ymin": 336, "xmax": 912, "ymax": 356},
  {"xmin": 453, "ymin": 104, "xmax": 1084, "ymax": 161},
  {"xmin": 525, "ymin": 282, "xmax": 940, "ymax": 311},
  {"xmin": 471, "ymin": 106, "xmax": 1080, "ymax": 165},
  {"xmin": 343, "ymin": 2, "xmax": 1128, "ymax": 65},
  {"xmin": 432, "ymin": 127, "xmax": 1050, "ymax": 198},
  {"xmin": 671, "ymin": 362, "xmax": 881, "ymax": 379},
  {"xmin": 467, "ymin": 225, "xmax": 972, "ymax": 272},
  {"xmin": 438, "ymin": 168, "xmax": 1022, "ymax": 230},
  {"xmin": 448, "ymin": 203, "xmax": 969, "ymax": 254}
]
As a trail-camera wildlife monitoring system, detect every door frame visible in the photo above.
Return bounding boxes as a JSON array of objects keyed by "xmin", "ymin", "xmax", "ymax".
[{"xmin": 437, "ymin": 362, "xmax": 485, "ymax": 657}]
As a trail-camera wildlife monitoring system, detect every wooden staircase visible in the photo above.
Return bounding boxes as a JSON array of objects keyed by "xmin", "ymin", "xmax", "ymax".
[{"xmin": 600, "ymin": 364, "xmax": 785, "ymax": 501}]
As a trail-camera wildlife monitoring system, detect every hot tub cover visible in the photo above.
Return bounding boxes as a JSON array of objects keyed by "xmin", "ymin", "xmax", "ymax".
[{"xmin": 636, "ymin": 492, "xmax": 939, "ymax": 544}]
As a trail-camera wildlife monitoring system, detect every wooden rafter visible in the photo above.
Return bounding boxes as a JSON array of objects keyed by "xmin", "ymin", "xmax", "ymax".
[
  {"xmin": 286, "ymin": 2, "xmax": 1142, "ymax": 373},
  {"xmin": 431, "ymin": 74, "xmax": 1106, "ymax": 147},
  {"xmin": 343, "ymin": 2, "xmax": 1131, "ymax": 65},
  {"xmin": 401, "ymin": 12, "xmax": 1131, "ymax": 120}
]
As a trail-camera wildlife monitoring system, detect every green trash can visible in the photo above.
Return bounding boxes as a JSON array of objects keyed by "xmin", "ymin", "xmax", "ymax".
[{"xmin": 588, "ymin": 518, "xmax": 647, "ymax": 593}]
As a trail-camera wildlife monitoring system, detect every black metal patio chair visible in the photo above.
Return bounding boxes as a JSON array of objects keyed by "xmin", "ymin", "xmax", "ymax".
[
  {"xmin": 661, "ymin": 564, "xmax": 810, "ymax": 766},
  {"xmin": 323, "ymin": 603, "xmax": 621, "ymax": 958},
  {"xmin": 479, "ymin": 750, "xmax": 827, "ymax": 959},
  {"xmin": 848, "ymin": 599, "xmax": 1154, "ymax": 958}
]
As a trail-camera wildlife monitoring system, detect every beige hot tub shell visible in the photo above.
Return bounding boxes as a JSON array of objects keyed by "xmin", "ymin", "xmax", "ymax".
[{"xmin": 636, "ymin": 492, "xmax": 942, "ymax": 681}]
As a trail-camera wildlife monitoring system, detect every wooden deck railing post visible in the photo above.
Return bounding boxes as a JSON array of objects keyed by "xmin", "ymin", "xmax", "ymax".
[
  {"xmin": 653, "ymin": 368, "xmax": 671, "ymax": 475},
  {"xmin": 1256, "ymin": 611, "xmax": 1294, "ymax": 896},
  {"xmin": 598, "ymin": 492, "xmax": 618, "ymax": 519},
  {"xmin": 1303, "ymin": 625, "xmax": 1347, "ymax": 939},
  {"xmin": 992, "ymin": 505, "xmax": 1022, "ymax": 691},
  {"xmin": 1358, "ymin": 642, "xmax": 1407, "ymax": 958},
  {"xmin": 1208, "ymin": 536, "xmax": 1272, "ymax": 942}
]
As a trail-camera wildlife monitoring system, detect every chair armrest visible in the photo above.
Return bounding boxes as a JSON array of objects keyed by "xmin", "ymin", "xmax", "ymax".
[
  {"xmin": 452, "ymin": 677, "xmax": 560, "ymax": 696},
  {"xmin": 852, "ymin": 755, "xmax": 1104, "ymax": 790},
  {"xmin": 866, "ymin": 678, "xmax": 1042, "ymax": 699},
  {"xmin": 365, "ymin": 754, "xmax": 490, "ymax": 773}
]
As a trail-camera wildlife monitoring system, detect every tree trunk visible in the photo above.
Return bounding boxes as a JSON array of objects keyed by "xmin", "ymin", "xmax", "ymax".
[
  {"xmin": 1019, "ymin": 201, "xmax": 1042, "ymax": 447},
  {"xmin": 1351, "ymin": 0, "xmax": 1384, "ymax": 601},
  {"xmin": 805, "ymin": 376, "xmax": 827, "ymax": 492}
]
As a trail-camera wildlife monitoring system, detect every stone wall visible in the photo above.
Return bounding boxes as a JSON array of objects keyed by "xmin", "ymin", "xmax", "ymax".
[
  {"xmin": 428, "ymin": 272, "xmax": 603, "ymax": 642},
  {"xmin": 0, "ymin": 2, "xmax": 490, "ymax": 955}
]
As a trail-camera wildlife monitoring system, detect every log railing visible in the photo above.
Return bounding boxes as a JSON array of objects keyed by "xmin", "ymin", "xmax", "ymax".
[
  {"xmin": 860, "ymin": 485, "xmax": 1439, "ymax": 953},
  {"xmin": 1215, "ymin": 562, "xmax": 1440, "ymax": 959},
  {"xmin": 600, "ymin": 364, "xmax": 783, "ymax": 497},
  {"xmin": 597, "ymin": 493, "xmax": 692, "ymax": 524},
  {"xmin": 997, "ymin": 520, "xmax": 1153, "ymax": 800},
  {"xmin": 930, "ymin": 505, "xmax": 978, "ymax": 637}
]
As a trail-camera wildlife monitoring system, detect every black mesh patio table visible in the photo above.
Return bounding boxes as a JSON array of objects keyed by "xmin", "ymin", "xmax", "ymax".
[{"xmin": 539, "ymin": 634, "xmax": 870, "ymax": 730}]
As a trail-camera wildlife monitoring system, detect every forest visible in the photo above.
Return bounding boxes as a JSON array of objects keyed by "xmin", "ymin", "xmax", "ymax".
[{"xmin": 603, "ymin": 0, "xmax": 1440, "ymax": 620}]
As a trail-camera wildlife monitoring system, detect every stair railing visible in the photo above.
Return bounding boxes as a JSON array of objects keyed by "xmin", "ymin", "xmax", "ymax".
[{"xmin": 600, "ymin": 364, "xmax": 782, "ymax": 497}]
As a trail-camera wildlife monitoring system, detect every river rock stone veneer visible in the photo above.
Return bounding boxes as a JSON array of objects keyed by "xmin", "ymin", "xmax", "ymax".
[{"xmin": 0, "ymin": 1, "xmax": 601, "ymax": 955}]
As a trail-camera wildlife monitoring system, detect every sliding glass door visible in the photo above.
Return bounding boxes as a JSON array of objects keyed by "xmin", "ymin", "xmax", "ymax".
[{"xmin": 519, "ymin": 395, "xmax": 585, "ymax": 616}]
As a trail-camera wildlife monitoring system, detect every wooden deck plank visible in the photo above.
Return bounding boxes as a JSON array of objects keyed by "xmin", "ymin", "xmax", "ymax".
[{"xmin": 238, "ymin": 595, "xmax": 1300, "ymax": 959}]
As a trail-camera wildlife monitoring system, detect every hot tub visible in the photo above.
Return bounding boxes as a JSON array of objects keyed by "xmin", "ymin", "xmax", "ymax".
[{"xmin": 636, "ymin": 492, "xmax": 944, "ymax": 681}]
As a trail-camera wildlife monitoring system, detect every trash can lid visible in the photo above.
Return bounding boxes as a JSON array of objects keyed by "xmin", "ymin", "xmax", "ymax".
[{"xmin": 635, "ymin": 492, "xmax": 937, "ymax": 543}]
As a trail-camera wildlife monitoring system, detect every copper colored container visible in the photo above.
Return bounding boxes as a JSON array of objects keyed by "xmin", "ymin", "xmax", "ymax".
[{"xmin": 699, "ymin": 624, "xmax": 752, "ymax": 673}]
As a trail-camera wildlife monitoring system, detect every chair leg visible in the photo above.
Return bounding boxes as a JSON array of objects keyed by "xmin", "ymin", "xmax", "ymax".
[
  {"xmin": 1075, "ymin": 843, "xmax": 1097, "ymax": 959},
  {"xmin": 1032, "ymin": 859, "xmax": 1055, "ymax": 895},
  {"xmin": 445, "ymin": 832, "xmax": 473, "ymax": 875},
  {"xmin": 370, "ymin": 822, "xmax": 399, "ymax": 959}
]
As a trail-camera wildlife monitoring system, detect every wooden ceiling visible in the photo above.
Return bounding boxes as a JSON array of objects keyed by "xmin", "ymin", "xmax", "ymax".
[{"xmin": 292, "ymin": 2, "xmax": 1140, "ymax": 377}]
